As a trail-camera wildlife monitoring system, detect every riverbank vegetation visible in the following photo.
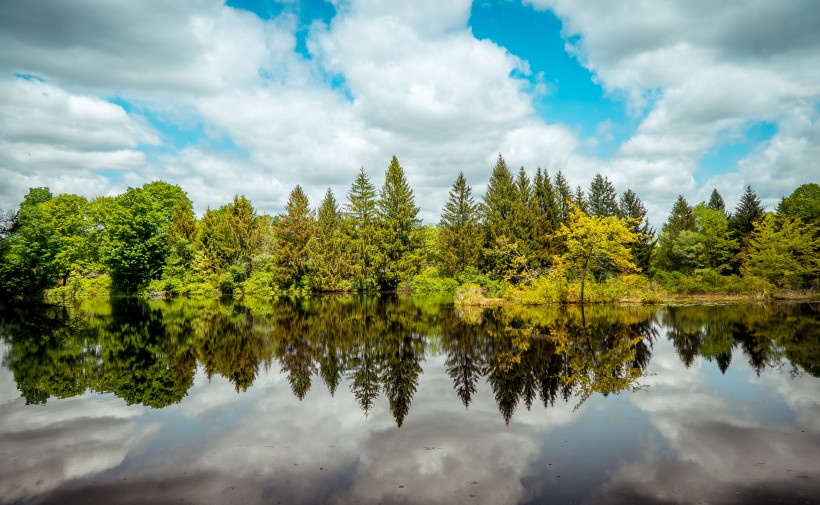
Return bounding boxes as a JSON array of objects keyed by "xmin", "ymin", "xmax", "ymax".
[{"xmin": 0, "ymin": 155, "xmax": 817, "ymax": 303}]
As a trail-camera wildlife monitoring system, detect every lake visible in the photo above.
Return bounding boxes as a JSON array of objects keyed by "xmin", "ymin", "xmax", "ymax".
[{"xmin": 0, "ymin": 297, "xmax": 818, "ymax": 505}]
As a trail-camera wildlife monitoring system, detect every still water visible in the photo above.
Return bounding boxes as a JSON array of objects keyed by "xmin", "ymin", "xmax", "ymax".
[{"xmin": 0, "ymin": 297, "xmax": 818, "ymax": 505}]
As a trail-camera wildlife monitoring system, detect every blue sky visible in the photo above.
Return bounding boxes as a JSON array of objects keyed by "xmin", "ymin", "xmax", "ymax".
[{"xmin": 1, "ymin": 0, "xmax": 818, "ymax": 226}]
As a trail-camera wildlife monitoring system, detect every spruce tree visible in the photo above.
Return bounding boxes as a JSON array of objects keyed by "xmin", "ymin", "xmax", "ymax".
[
  {"xmin": 311, "ymin": 188, "xmax": 351, "ymax": 291},
  {"xmin": 481, "ymin": 154, "xmax": 516, "ymax": 241},
  {"xmin": 273, "ymin": 185, "xmax": 316, "ymax": 289},
  {"xmin": 707, "ymin": 188, "xmax": 726, "ymax": 212},
  {"xmin": 729, "ymin": 185, "xmax": 765, "ymax": 244},
  {"xmin": 618, "ymin": 189, "xmax": 655, "ymax": 272},
  {"xmin": 554, "ymin": 171, "xmax": 574, "ymax": 224},
  {"xmin": 532, "ymin": 168, "xmax": 560, "ymax": 266},
  {"xmin": 439, "ymin": 172, "xmax": 480, "ymax": 276},
  {"xmin": 511, "ymin": 167, "xmax": 536, "ymax": 259},
  {"xmin": 588, "ymin": 174, "xmax": 619, "ymax": 217},
  {"xmin": 345, "ymin": 167, "xmax": 379, "ymax": 290},
  {"xmin": 375, "ymin": 156, "xmax": 421, "ymax": 289}
]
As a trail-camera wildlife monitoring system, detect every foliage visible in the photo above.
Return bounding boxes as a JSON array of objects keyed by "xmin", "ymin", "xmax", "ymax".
[
  {"xmin": 729, "ymin": 185, "xmax": 765, "ymax": 246},
  {"xmin": 778, "ymin": 182, "xmax": 820, "ymax": 227},
  {"xmin": 741, "ymin": 214, "xmax": 820, "ymax": 289},
  {"xmin": 345, "ymin": 167, "xmax": 379, "ymax": 291},
  {"xmin": 273, "ymin": 185, "xmax": 316, "ymax": 290},
  {"xmin": 653, "ymin": 195, "xmax": 695, "ymax": 273},
  {"xmin": 439, "ymin": 172, "xmax": 481, "ymax": 276}
]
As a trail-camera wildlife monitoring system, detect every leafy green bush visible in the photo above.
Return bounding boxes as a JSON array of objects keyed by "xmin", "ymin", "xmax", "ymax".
[
  {"xmin": 411, "ymin": 267, "xmax": 459, "ymax": 296},
  {"xmin": 46, "ymin": 274, "xmax": 113, "ymax": 301}
]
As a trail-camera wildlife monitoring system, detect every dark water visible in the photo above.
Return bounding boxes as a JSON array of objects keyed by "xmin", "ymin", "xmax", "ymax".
[{"xmin": 0, "ymin": 297, "xmax": 818, "ymax": 505}]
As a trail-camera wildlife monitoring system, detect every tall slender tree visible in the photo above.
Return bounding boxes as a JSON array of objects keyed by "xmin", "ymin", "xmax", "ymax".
[
  {"xmin": 554, "ymin": 171, "xmax": 574, "ymax": 224},
  {"xmin": 311, "ymin": 189, "xmax": 351, "ymax": 291},
  {"xmin": 532, "ymin": 168, "xmax": 560, "ymax": 266},
  {"xmin": 375, "ymin": 156, "xmax": 422, "ymax": 289},
  {"xmin": 653, "ymin": 195, "xmax": 695, "ymax": 272},
  {"xmin": 439, "ymin": 172, "xmax": 481, "ymax": 276},
  {"xmin": 618, "ymin": 189, "xmax": 655, "ymax": 273},
  {"xmin": 729, "ymin": 185, "xmax": 765, "ymax": 244},
  {"xmin": 481, "ymin": 154, "xmax": 516, "ymax": 242},
  {"xmin": 345, "ymin": 167, "xmax": 379, "ymax": 290},
  {"xmin": 707, "ymin": 189, "xmax": 726, "ymax": 213}
]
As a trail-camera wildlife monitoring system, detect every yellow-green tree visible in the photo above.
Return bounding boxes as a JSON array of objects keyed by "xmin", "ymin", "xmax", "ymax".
[
  {"xmin": 557, "ymin": 204, "xmax": 639, "ymax": 303},
  {"xmin": 741, "ymin": 213, "xmax": 820, "ymax": 289}
]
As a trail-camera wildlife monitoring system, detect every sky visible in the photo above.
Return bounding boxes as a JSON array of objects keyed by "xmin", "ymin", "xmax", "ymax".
[{"xmin": 1, "ymin": 0, "xmax": 819, "ymax": 227}]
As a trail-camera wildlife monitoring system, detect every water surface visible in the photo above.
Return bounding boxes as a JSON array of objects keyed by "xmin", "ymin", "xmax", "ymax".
[{"xmin": 1, "ymin": 297, "xmax": 818, "ymax": 504}]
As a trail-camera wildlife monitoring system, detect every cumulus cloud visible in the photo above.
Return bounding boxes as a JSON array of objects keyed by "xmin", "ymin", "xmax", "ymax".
[{"xmin": 527, "ymin": 0, "xmax": 820, "ymax": 224}]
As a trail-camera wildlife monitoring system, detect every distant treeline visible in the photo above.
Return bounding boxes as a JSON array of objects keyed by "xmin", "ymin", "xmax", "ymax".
[{"xmin": 0, "ymin": 154, "xmax": 817, "ymax": 301}]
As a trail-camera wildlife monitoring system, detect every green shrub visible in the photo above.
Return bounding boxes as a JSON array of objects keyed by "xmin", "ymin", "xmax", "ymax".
[{"xmin": 411, "ymin": 267, "xmax": 459, "ymax": 296}]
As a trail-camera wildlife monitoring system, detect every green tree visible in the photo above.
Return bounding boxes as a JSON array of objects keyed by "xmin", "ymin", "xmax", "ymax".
[
  {"xmin": 38, "ymin": 193, "xmax": 90, "ymax": 284},
  {"xmin": 481, "ymin": 154, "xmax": 517, "ymax": 273},
  {"xmin": 198, "ymin": 195, "xmax": 265, "ymax": 278},
  {"xmin": 587, "ymin": 174, "xmax": 619, "ymax": 217},
  {"xmin": 557, "ymin": 204, "xmax": 639, "ymax": 303},
  {"xmin": 653, "ymin": 195, "xmax": 695, "ymax": 272},
  {"xmin": 273, "ymin": 185, "xmax": 316, "ymax": 289},
  {"xmin": 0, "ymin": 188, "xmax": 59, "ymax": 299},
  {"xmin": 101, "ymin": 182, "xmax": 190, "ymax": 292},
  {"xmin": 438, "ymin": 172, "xmax": 480, "ymax": 276},
  {"xmin": 511, "ymin": 167, "xmax": 537, "ymax": 261},
  {"xmin": 692, "ymin": 203, "xmax": 738, "ymax": 272},
  {"xmin": 618, "ymin": 189, "xmax": 655, "ymax": 273},
  {"xmin": 164, "ymin": 199, "xmax": 197, "ymax": 278},
  {"xmin": 554, "ymin": 170, "xmax": 574, "ymax": 224},
  {"xmin": 778, "ymin": 183, "xmax": 820, "ymax": 227},
  {"xmin": 742, "ymin": 214, "xmax": 820, "ymax": 289},
  {"xmin": 311, "ymin": 189, "xmax": 351, "ymax": 291},
  {"xmin": 345, "ymin": 167, "xmax": 379, "ymax": 290},
  {"xmin": 375, "ymin": 156, "xmax": 422, "ymax": 289},
  {"xmin": 729, "ymin": 185, "xmax": 765, "ymax": 244},
  {"xmin": 532, "ymin": 168, "xmax": 560, "ymax": 265},
  {"xmin": 707, "ymin": 188, "xmax": 727, "ymax": 213}
]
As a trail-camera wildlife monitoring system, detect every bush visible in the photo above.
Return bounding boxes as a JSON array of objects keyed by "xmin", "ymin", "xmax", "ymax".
[
  {"xmin": 241, "ymin": 270, "xmax": 278, "ymax": 298},
  {"xmin": 46, "ymin": 274, "xmax": 112, "ymax": 301},
  {"xmin": 411, "ymin": 267, "xmax": 459, "ymax": 296}
]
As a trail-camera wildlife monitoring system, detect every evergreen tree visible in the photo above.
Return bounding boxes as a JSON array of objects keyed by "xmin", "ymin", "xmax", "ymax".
[
  {"xmin": 481, "ymin": 154, "xmax": 516, "ymax": 242},
  {"xmin": 511, "ymin": 166, "xmax": 536, "ymax": 259},
  {"xmin": 588, "ymin": 174, "xmax": 619, "ymax": 217},
  {"xmin": 618, "ymin": 189, "xmax": 655, "ymax": 273},
  {"xmin": 532, "ymin": 168, "xmax": 560, "ymax": 266},
  {"xmin": 272, "ymin": 185, "xmax": 316, "ymax": 289},
  {"xmin": 574, "ymin": 185, "xmax": 588, "ymax": 214},
  {"xmin": 345, "ymin": 167, "xmax": 379, "ymax": 290},
  {"xmin": 707, "ymin": 189, "xmax": 726, "ymax": 213},
  {"xmin": 653, "ymin": 195, "xmax": 695, "ymax": 272},
  {"xmin": 693, "ymin": 203, "xmax": 738, "ymax": 272},
  {"xmin": 311, "ymin": 188, "xmax": 351, "ymax": 291},
  {"xmin": 375, "ymin": 156, "xmax": 422, "ymax": 289},
  {"xmin": 729, "ymin": 185, "xmax": 765, "ymax": 244},
  {"xmin": 439, "ymin": 172, "xmax": 480, "ymax": 276},
  {"xmin": 554, "ymin": 170, "xmax": 574, "ymax": 224}
]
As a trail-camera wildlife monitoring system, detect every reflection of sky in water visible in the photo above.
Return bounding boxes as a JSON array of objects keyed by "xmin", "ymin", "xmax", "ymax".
[{"xmin": 1, "ymin": 326, "xmax": 819, "ymax": 505}]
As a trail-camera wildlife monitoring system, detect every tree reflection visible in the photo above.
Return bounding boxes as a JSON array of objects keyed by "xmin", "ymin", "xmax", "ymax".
[{"xmin": 1, "ymin": 298, "xmax": 816, "ymax": 424}]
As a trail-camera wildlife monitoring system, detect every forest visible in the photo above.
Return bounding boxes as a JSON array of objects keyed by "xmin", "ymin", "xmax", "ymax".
[{"xmin": 0, "ymin": 155, "xmax": 818, "ymax": 303}]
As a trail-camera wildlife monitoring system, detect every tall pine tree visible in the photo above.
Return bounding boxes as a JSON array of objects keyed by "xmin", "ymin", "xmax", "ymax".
[
  {"xmin": 588, "ymin": 174, "xmax": 619, "ymax": 217},
  {"xmin": 618, "ymin": 189, "xmax": 655, "ymax": 273},
  {"xmin": 532, "ymin": 168, "xmax": 560, "ymax": 267},
  {"xmin": 653, "ymin": 195, "xmax": 695, "ymax": 272},
  {"xmin": 375, "ymin": 156, "xmax": 422, "ymax": 289},
  {"xmin": 439, "ymin": 172, "xmax": 480, "ymax": 276},
  {"xmin": 729, "ymin": 185, "xmax": 765, "ymax": 244},
  {"xmin": 345, "ymin": 167, "xmax": 379, "ymax": 290},
  {"xmin": 311, "ymin": 189, "xmax": 351, "ymax": 291}
]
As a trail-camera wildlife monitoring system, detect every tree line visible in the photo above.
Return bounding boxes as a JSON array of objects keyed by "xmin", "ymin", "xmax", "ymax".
[{"xmin": 0, "ymin": 154, "xmax": 818, "ymax": 301}]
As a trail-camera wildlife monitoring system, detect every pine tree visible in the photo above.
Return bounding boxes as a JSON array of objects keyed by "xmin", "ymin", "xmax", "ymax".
[
  {"xmin": 311, "ymin": 189, "xmax": 351, "ymax": 291},
  {"xmin": 375, "ymin": 156, "xmax": 422, "ymax": 289},
  {"xmin": 345, "ymin": 167, "xmax": 379, "ymax": 290},
  {"xmin": 574, "ymin": 186, "xmax": 588, "ymax": 214},
  {"xmin": 707, "ymin": 189, "xmax": 726, "ymax": 213},
  {"xmin": 729, "ymin": 185, "xmax": 765, "ymax": 244},
  {"xmin": 587, "ymin": 174, "xmax": 619, "ymax": 217},
  {"xmin": 554, "ymin": 171, "xmax": 574, "ymax": 224},
  {"xmin": 532, "ymin": 168, "xmax": 560, "ymax": 267},
  {"xmin": 511, "ymin": 167, "xmax": 536, "ymax": 259},
  {"xmin": 618, "ymin": 189, "xmax": 655, "ymax": 273},
  {"xmin": 481, "ymin": 154, "xmax": 516, "ymax": 242},
  {"xmin": 439, "ymin": 172, "xmax": 480, "ymax": 276},
  {"xmin": 273, "ymin": 185, "xmax": 316, "ymax": 289}
]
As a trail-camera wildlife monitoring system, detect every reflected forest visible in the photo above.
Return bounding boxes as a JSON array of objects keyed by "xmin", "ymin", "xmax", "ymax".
[{"xmin": 1, "ymin": 298, "xmax": 817, "ymax": 427}]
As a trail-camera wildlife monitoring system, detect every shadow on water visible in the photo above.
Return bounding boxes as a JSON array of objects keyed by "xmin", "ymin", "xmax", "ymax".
[{"xmin": 1, "ymin": 298, "xmax": 818, "ymax": 426}]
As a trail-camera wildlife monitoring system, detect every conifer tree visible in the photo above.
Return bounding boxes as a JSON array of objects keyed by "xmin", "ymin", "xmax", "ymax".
[
  {"xmin": 311, "ymin": 189, "xmax": 351, "ymax": 291},
  {"xmin": 481, "ymin": 154, "xmax": 516, "ymax": 241},
  {"xmin": 345, "ymin": 167, "xmax": 379, "ymax": 290},
  {"xmin": 653, "ymin": 195, "xmax": 695, "ymax": 272},
  {"xmin": 375, "ymin": 156, "xmax": 422, "ymax": 289},
  {"xmin": 729, "ymin": 185, "xmax": 765, "ymax": 244},
  {"xmin": 532, "ymin": 168, "xmax": 560, "ymax": 266},
  {"xmin": 554, "ymin": 171, "xmax": 574, "ymax": 224},
  {"xmin": 439, "ymin": 172, "xmax": 480, "ymax": 276},
  {"xmin": 273, "ymin": 185, "xmax": 316, "ymax": 289},
  {"xmin": 511, "ymin": 166, "xmax": 536, "ymax": 259},
  {"xmin": 587, "ymin": 174, "xmax": 619, "ymax": 217},
  {"xmin": 574, "ymin": 186, "xmax": 588, "ymax": 214},
  {"xmin": 618, "ymin": 189, "xmax": 655, "ymax": 273},
  {"xmin": 707, "ymin": 189, "xmax": 726, "ymax": 213}
]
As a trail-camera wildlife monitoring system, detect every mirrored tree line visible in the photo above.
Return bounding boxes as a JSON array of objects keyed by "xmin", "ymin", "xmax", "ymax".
[
  {"xmin": 2, "ymin": 299, "xmax": 815, "ymax": 425},
  {"xmin": 2, "ymin": 155, "xmax": 815, "ymax": 301}
]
